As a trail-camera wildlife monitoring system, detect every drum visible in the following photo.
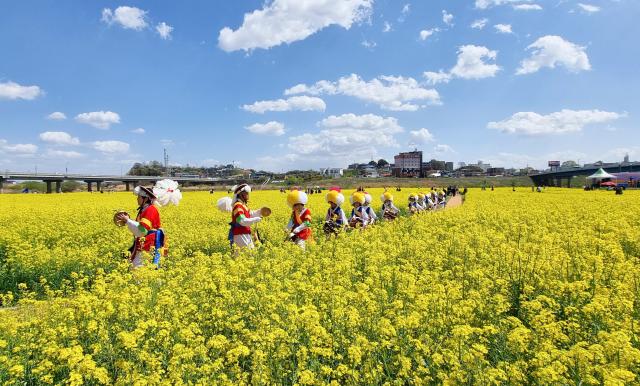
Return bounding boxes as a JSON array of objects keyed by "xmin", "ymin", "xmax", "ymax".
[
  {"xmin": 323, "ymin": 221, "xmax": 340, "ymax": 235},
  {"xmin": 113, "ymin": 211, "xmax": 129, "ymax": 227},
  {"xmin": 260, "ymin": 207, "xmax": 272, "ymax": 217}
]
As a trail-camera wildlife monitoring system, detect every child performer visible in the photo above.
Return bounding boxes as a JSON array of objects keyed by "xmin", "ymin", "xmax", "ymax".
[
  {"xmin": 286, "ymin": 189, "xmax": 313, "ymax": 249},
  {"xmin": 349, "ymin": 191, "xmax": 369, "ymax": 228},
  {"xmin": 362, "ymin": 192, "xmax": 378, "ymax": 226},
  {"xmin": 324, "ymin": 188, "xmax": 348, "ymax": 236},
  {"xmin": 380, "ymin": 191, "xmax": 399, "ymax": 220}
]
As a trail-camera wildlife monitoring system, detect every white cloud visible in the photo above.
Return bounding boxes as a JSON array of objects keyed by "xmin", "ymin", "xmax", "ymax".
[
  {"xmin": 434, "ymin": 144, "xmax": 455, "ymax": 153},
  {"xmin": 284, "ymin": 73, "xmax": 440, "ymax": 111},
  {"xmin": 39, "ymin": 131, "xmax": 80, "ymax": 146},
  {"xmin": 488, "ymin": 109, "xmax": 626, "ymax": 135},
  {"xmin": 409, "ymin": 128, "xmax": 435, "ymax": 144},
  {"xmin": 101, "ymin": 6, "xmax": 148, "ymax": 30},
  {"xmin": 0, "ymin": 139, "xmax": 38, "ymax": 154},
  {"xmin": 401, "ymin": 4, "xmax": 411, "ymax": 15},
  {"xmin": 217, "ymin": 0, "xmax": 373, "ymax": 52},
  {"xmin": 423, "ymin": 71, "xmax": 452, "ymax": 85},
  {"xmin": 475, "ymin": 0, "xmax": 533, "ymax": 9},
  {"xmin": 92, "ymin": 140, "xmax": 130, "ymax": 154},
  {"xmin": 242, "ymin": 95, "xmax": 326, "ymax": 114},
  {"xmin": 46, "ymin": 112, "xmax": 66, "ymax": 120},
  {"xmin": 361, "ymin": 40, "xmax": 377, "ymax": 49},
  {"xmin": 46, "ymin": 150, "xmax": 85, "ymax": 159},
  {"xmin": 470, "ymin": 18, "xmax": 488, "ymax": 29},
  {"xmin": 160, "ymin": 139, "xmax": 174, "ymax": 146},
  {"xmin": 517, "ymin": 35, "xmax": 590, "ymax": 75},
  {"xmin": 131, "ymin": 128, "xmax": 145, "ymax": 134},
  {"xmin": 285, "ymin": 113, "xmax": 404, "ymax": 163},
  {"xmin": 450, "ymin": 45, "xmax": 501, "ymax": 79},
  {"xmin": 75, "ymin": 111, "xmax": 120, "ymax": 130},
  {"xmin": 424, "ymin": 45, "xmax": 500, "ymax": 84},
  {"xmin": 578, "ymin": 3, "xmax": 600, "ymax": 13},
  {"xmin": 419, "ymin": 28, "xmax": 439, "ymax": 41},
  {"xmin": 442, "ymin": 10, "xmax": 454, "ymax": 26},
  {"xmin": 245, "ymin": 121, "xmax": 286, "ymax": 136},
  {"xmin": 383, "ymin": 21, "xmax": 392, "ymax": 32},
  {"xmin": 494, "ymin": 24, "xmax": 513, "ymax": 34},
  {"xmin": 514, "ymin": 4, "xmax": 542, "ymax": 10},
  {"xmin": 0, "ymin": 81, "xmax": 43, "ymax": 100},
  {"xmin": 156, "ymin": 22, "xmax": 173, "ymax": 39}
]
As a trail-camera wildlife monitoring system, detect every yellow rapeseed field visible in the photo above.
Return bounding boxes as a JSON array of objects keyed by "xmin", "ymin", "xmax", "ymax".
[{"xmin": 1, "ymin": 188, "xmax": 640, "ymax": 384}]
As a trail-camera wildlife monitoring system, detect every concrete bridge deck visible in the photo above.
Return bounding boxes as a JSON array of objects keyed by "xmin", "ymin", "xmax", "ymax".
[
  {"xmin": 0, "ymin": 172, "xmax": 245, "ymax": 193},
  {"xmin": 529, "ymin": 162, "xmax": 640, "ymax": 187}
]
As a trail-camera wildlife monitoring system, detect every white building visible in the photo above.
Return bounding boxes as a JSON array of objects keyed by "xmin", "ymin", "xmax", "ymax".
[{"xmin": 319, "ymin": 168, "xmax": 343, "ymax": 178}]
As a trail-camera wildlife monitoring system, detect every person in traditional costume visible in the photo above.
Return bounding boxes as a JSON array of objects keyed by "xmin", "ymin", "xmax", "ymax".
[
  {"xmin": 438, "ymin": 190, "xmax": 447, "ymax": 208},
  {"xmin": 324, "ymin": 188, "xmax": 348, "ymax": 236},
  {"xmin": 217, "ymin": 184, "xmax": 265, "ymax": 252},
  {"xmin": 430, "ymin": 191, "xmax": 438, "ymax": 208},
  {"xmin": 362, "ymin": 192, "xmax": 378, "ymax": 225},
  {"xmin": 408, "ymin": 193, "xmax": 420, "ymax": 214},
  {"xmin": 416, "ymin": 193, "xmax": 427, "ymax": 212},
  {"xmin": 424, "ymin": 192, "xmax": 435, "ymax": 210},
  {"xmin": 286, "ymin": 189, "xmax": 313, "ymax": 249},
  {"xmin": 116, "ymin": 179, "xmax": 182, "ymax": 268},
  {"xmin": 380, "ymin": 191, "xmax": 399, "ymax": 220},
  {"xmin": 349, "ymin": 191, "xmax": 369, "ymax": 228}
]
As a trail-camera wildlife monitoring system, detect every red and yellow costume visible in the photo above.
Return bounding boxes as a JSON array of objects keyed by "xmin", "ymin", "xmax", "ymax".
[
  {"xmin": 135, "ymin": 204, "xmax": 162, "ymax": 252},
  {"xmin": 289, "ymin": 208, "xmax": 313, "ymax": 241}
]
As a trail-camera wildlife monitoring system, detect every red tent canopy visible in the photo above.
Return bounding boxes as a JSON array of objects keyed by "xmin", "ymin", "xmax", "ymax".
[{"xmin": 600, "ymin": 181, "xmax": 616, "ymax": 187}]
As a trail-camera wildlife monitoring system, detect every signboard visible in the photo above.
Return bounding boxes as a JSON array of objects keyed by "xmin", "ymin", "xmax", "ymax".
[{"xmin": 548, "ymin": 161, "xmax": 560, "ymax": 167}]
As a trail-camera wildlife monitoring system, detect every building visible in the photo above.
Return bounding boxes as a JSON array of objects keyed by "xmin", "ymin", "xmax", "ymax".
[
  {"xmin": 319, "ymin": 168, "xmax": 343, "ymax": 178},
  {"xmin": 445, "ymin": 162, "xmax": 454, "ymax": 172},
  {"xmin": 476, "ymin": 160, "xmax": 492, "ymax": 172},
  {"xmin": 486, "ymin": 167, "xmax": 505, "ymax": 176},
  {"xmin": 393, "ymin": 150, "xmax": 423, "ymax": 177},
  {"xmin": 362, "ymin": 165, "xmax": 379, "ymax": 178}
]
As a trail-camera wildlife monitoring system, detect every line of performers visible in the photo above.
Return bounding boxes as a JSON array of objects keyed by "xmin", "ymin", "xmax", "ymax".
[
  {"xmin": 218, "ymin": 184, "xmax": 448, "ymax": 252},
  {"xmin": 116, "ymin": 181, "xmax": 450, "ymax": 268}
]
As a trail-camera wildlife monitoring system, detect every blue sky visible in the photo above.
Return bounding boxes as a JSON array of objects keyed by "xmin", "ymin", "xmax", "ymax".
[{"xmin": 0, "ymin": 0, "xmax": 638, "ymax": 174}]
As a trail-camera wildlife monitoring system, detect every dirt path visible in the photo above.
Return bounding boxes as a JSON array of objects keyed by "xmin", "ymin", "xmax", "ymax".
[{"xmin": 444, "ymin": 194, "xmax": 463, "ymax": 209}]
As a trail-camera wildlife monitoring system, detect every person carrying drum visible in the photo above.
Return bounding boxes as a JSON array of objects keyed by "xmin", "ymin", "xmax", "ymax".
[
  {"xmin": 115, "ymin": 179, "xmax": 181, "ymax": 268},
  {"xmin": 380, "ymin": 191, "xmax": 399, "ymax": 220},
  {"xmin": 217, "ymin": 184, "xmax": 267, "ymax": 252},
  {"xmin": 349, "ymin": 191, "xmax": 369, "ymax": 228},
  {"xmin": 286, "ymin": 189, "xmax": 313, "ymax": 249},
  {"xmin": 324, "ymin": 188, "xmax": 348, "ymax": 236}
]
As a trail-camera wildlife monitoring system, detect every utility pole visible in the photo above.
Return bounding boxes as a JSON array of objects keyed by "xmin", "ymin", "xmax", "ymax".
[{"xmin": 164, "ymin": 148, "xmax": 171, "ymax": 177}]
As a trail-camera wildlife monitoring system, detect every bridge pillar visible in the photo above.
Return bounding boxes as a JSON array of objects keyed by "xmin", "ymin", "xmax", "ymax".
[
  {"xmin": 125, "ymin": 181, "xmax": 130, "ymax": 191},
  {"xmin": 567, "ymin": 177, "xmax": 572, "ymax": 188},
  {"xmin": 96, "ymin": 181, "xmax": 102, "ymax": 192},
  {"xmin": 0, "ymin": 177, "xmax": 3, "ymax": 194},
  {"xmin": 46, "ymin": 181, "xmax": 52, "ymax": 194},
  {"xmin": 86, "ymin": 181, "xmax": 93, "ymax": 192},
  {"xmin": 55, "ymin": 180, "xmax": 62, "ymax": 193}
]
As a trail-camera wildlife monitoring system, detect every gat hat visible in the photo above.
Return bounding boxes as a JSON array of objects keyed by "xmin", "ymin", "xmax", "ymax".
[
  {"xmin": 408, "ymin": 193, "xmax": 417, "ymax": 201},
  {"xmin": 134, "ymin": 185, "xmax": 157, "ymax": 200},
  {"xmin": 350, "ymin": 191, "xmax": 366, "ymax": 205},
  {"xmin": 381, "ymin": 191, "xmax": 393, "ymax": 202},
  {"xmin": 287, "ymin": 189, "xmax": 308, "ymax": 207},
  {"xmin": 326, "ymin": 188, "xmax": 345, "ymax": 206}
]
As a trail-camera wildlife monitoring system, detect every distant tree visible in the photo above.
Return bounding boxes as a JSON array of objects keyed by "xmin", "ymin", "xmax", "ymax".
[
  {"xmin": 368, "ymin": 160, "xmax": 377, "ymax": 167},
  {"xmin": 61, "ymin": 181, "xmax": 83, "ymax": 193},
  {"xmin": 377, "ymin": 159, "xmax": 389, "ymax": 168},
  {"xmin": 561, "ymin": 160, "xmax": 579, "ymax": 168}
]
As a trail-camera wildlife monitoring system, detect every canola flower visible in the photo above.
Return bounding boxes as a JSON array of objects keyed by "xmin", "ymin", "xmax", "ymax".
[{"xmin": 1, "ymin": 188, "xmax": 640, "ymax": 384}]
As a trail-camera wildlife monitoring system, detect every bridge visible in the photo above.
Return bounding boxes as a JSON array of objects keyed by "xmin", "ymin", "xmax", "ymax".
[
  {"xmin": 0, "ymin": 172, "xmax": 246, "ymax": 193},
  {"xmin": 529, "ymin": 162, "xmax": 640, "ymax": 187}
]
